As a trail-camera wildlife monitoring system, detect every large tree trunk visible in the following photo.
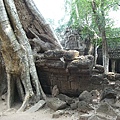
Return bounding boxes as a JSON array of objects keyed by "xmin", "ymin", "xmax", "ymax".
[
  {"xmin": 0, "ymin": 0, "xmax": 62, "ymax": 111},
  {"xmin": 91, "ymin": 0, "xmax": 109, "ymax": 74}
]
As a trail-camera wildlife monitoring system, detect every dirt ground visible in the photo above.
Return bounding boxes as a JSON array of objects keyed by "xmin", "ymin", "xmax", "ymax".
[{"xmin": 0, "ymin": 100, "xmax": 79, "ymax": 120}]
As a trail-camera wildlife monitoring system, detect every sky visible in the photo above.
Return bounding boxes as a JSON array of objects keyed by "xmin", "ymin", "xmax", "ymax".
[
  {"xmin": 33, "ymin": 0, "xmax": 120, "ymax": 28},
  {"xmin": 109, "ymin": 10, "xmax": 120, "ymax": 28},
  {"xmin": 33, "ymin": 0, "xmax": 66, "ymax": 27}
]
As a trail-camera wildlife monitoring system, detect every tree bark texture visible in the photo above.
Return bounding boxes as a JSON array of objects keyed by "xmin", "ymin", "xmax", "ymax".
[
  {"xmin": 0, "ymin": 0, "xmax": 62, "ymax": 111},
  {"xmin": 91, "ymin": 0, "xmax": 109, "ymax": 73}
]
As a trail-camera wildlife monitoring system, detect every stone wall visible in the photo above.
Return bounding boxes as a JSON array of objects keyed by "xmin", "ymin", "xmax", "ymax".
[
  {"xmin": 36, "ymin": 50, "xmax": 106, "ymax": 96},
  {"xmin": 109, "ymin": 49, "xmax": 120, "ymax": 59}
]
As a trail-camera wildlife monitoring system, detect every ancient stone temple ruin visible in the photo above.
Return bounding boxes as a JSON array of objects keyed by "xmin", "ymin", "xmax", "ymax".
[
  {"xmin": 109, "ymin": 47, "xmax": 120, "ymax": 73},
  {"xmin": 97, "ymin": 41, "xmax": 120, "ymax": 73},
  {"xmin": 36, "ymin": 50, "xmax": 107, "ymax": 96},
  {"xmin": 0, "ymin": 26, "xmax": 120, "ymax": 97},
  {"xmin": 34, "ymin": 28, "xmax": 120, "ymax": 96},
  {"xmin": 64, "ymin": 28, "xmax": 86, "ymax": 55}
]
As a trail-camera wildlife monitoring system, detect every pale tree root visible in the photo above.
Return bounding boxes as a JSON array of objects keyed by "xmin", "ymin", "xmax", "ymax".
[{"xmin": 17, "ymin": 92, "xmax": 33, "ymax": 112}]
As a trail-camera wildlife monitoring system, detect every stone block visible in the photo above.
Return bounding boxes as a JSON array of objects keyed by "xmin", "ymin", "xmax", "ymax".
[
  {"xmin": 96, "ymin": 102, "xmax": 117, "ymax": 118},
  {"xmin": 70, "ymin": 101, "xmax": 78, "ymax": 110},
  {"xmin": 56, "ymin": 94, "xmax": 74, "ymax": 105},
  {"xmin": 26, "ymin": 100, "xmax": 46, "ymax": 112},
  {"xmin": 63, "ymin": 50, "xmax": 79, "ymax": 60},
  {"xmin": 61, "ymin": 81, "xmax": 70, "ymax": 91},
  {"xmin": 57, "ymin": 76, "xmax": 68, "ymax": 81},
  {"xmin": 68, "ymin": 76, "xmax": 79, "ymax": 82},
  {"xmin": 71, "ymin": 81, "xmax": 80, "ymax": 91},
  {"xmin": 94, "ymin": 64, "xmax": 104, "ymax": 73},
  {"xmin": 46, "ymin": 60, "xmax": 65, "ymax": 68},
  {"xmin": 67, "ymin": 55, "xmax": 94, "ymax": 69},
  {"xmin": 79, "ymin": 91, "xmax": 92, "ymax": 103},
  {"xmin": 52, "ymin": 110, "xmax": 64, "ymax": 118},
  {"xmin": 44, "ymin": 50, "xmax": 65, "ymax": 60},
  {"xmin": 46, "ymin": 97, "xmax": 67, "ymax": 111},
  {"xmin": 78, "ymin": 101, "xmax": 93, "ymax": 113}
]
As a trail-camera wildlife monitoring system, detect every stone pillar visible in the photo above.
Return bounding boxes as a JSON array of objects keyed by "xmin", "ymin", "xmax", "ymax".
[{"xmin": 111, "ymin": 59, "xmax": 116, "ymax": 73}]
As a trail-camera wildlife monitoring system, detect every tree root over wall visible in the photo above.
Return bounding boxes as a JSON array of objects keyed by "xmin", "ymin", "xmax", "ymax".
[{"xmin": 0, "ymin": 0, "xmax": 62, "ymax": 111}]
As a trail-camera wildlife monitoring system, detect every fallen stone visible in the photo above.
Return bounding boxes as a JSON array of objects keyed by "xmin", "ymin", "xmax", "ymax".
[
  {"xmin": 106, "ymin": 72, "xmax": 116, "ymax": 81},
  {"xmin": 79, "ymin": 116, "xmax": 89, "ymax": 120},
  {"xmin": 88, "ymin": 115, "xmax": 106, "ymax": 120},
  {"xmin": 78, "ymin": 101, "xmax": 94, "ymax": 113},
  {"xmin": 79, "ymin": 113, "xmax": 93, "ymax": 120},
  {"xmin": 96, "ymin": 102, "xmax": 117, "ymax": 118},
  {"xmin": 46, "ymin": 97, "xmax": 67, "ymax": 111},
  {"xmin": 56, "ymin": 94, "xmax": 74, "ymax": 105},
  {"xmin": 70, "ymin": 101, "xmax": 78, "ymax": 110},
  {"xmin": 79, "ymin": 91, "xmax": 92, "ymax": 103},
  {"xmin": 90, "ymin": 90, "xmax": 100, "ymax": 103},
  {"xmin": 26, "ymin": 100, "xmax": 46, "ymax": 112},
  {"xmin": 100, "ymin": 87, "xmax": 117, "ymax": 101},
  {"xmin": 52, "ymin": 110, "xmax": 64, "ymax": 118},
  {"xmin": 101, "ymin": 98, "xmax": 115, "ymax": 106},
  {"xmin": 113, "ymin": 99, "xmax": 120, "ymax": 108}
]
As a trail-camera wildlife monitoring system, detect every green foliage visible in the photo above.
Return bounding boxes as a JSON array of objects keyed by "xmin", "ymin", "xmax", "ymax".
[
  {"xmin": 64, "ymin": 0, "xmax": 120, "ymax": 46},
  {"xmin": 106, "ymin": 27, "xmax": 120, "ymax": 49},
  {"xmin": 68, "ymin": 0, "xmax": 93, "ymax": 27},
  {"xmin": 66, "ymin": 0, "xmax": 119, "ymax": 28}
]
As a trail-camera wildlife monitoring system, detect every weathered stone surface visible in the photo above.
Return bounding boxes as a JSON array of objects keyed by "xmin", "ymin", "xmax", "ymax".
[
  {"xmin": 70, "ymin": 101, "xmax": 78, "ymax": 110},
  {"xmin": 94, "ymin": 65, "xmax": 104, "ymax": 73},
  {"xmin": 79, "ymin": 116, "xmax": 89, "ymax": 120},
  {"xmin": 106, "ymin": 72, "xmax": 116, "ymax": 81},
  {"xmin": 36, "ymin": 50, "xmax": 104, "ymax": 96},
  {"xmin": 115, "ymin": 74, "xmax": 120, "ymax": 80},
  {"xmin": 26, "ymin": 100, "xmax": 46, "ymax": 112},
  {"xmin": 88, "ymin": 115, "xmax": 106, "ymax": 120},
  {"xmin": 100, "ymin": 87, "xmax": 117, "ymax": 101},
  {"xmin": 64, "ymin": 28, "xmax": 87, "ymax": 55},
  {"xmin": 90, "ymin": 74, "xmax": 107, "ymax": 85},
  {"xmin": 106, "ymin": 73, "xmax": 120, "ymax": 81},
  {"xmin": 44, "ymin": 50, "xmax": 65, "ymax": 60},
  {"xmin": 96, "ymin": 102, "xmax": 117, "ymax": 118},
  {"xmin": 56, "ymin": 94, "xmax": 74, "ymax": 105},
  {"xmin": 52, "ymin": 85, "xmax": 59, "ymax": 97},
  {"xmin": 46, "ymin": 98, "xmax": 67, "ymax": 111},
  {"xmin": 63, "ymin": 50, "xmax": 79, "ymax": 60},
  {"xmin": 79, "ymin": 91, "xmax": 92, "ymax": 103},
  {"xmin": 67, "ymin": 55, "xmax": 94, "ymax": 69},
  {"xmin": 78, "ymin": 101, "xmax": 93, "ymax": 113},
  {"xmin": 52, "ymin": 110, "xmax": 64, "ymax": 118},
  {"xmin": 46, "ymin": 60, "xmax": 65, "ymax": 68},
  {"xmin": 90, "ymin": 90, "xmax": 100, "ymax": 100}
]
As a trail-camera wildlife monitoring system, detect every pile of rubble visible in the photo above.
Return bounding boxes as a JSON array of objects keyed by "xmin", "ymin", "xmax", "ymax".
[{"xmin": 46, "ymin": 84, "xmax": 120, "ymax": 120}]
